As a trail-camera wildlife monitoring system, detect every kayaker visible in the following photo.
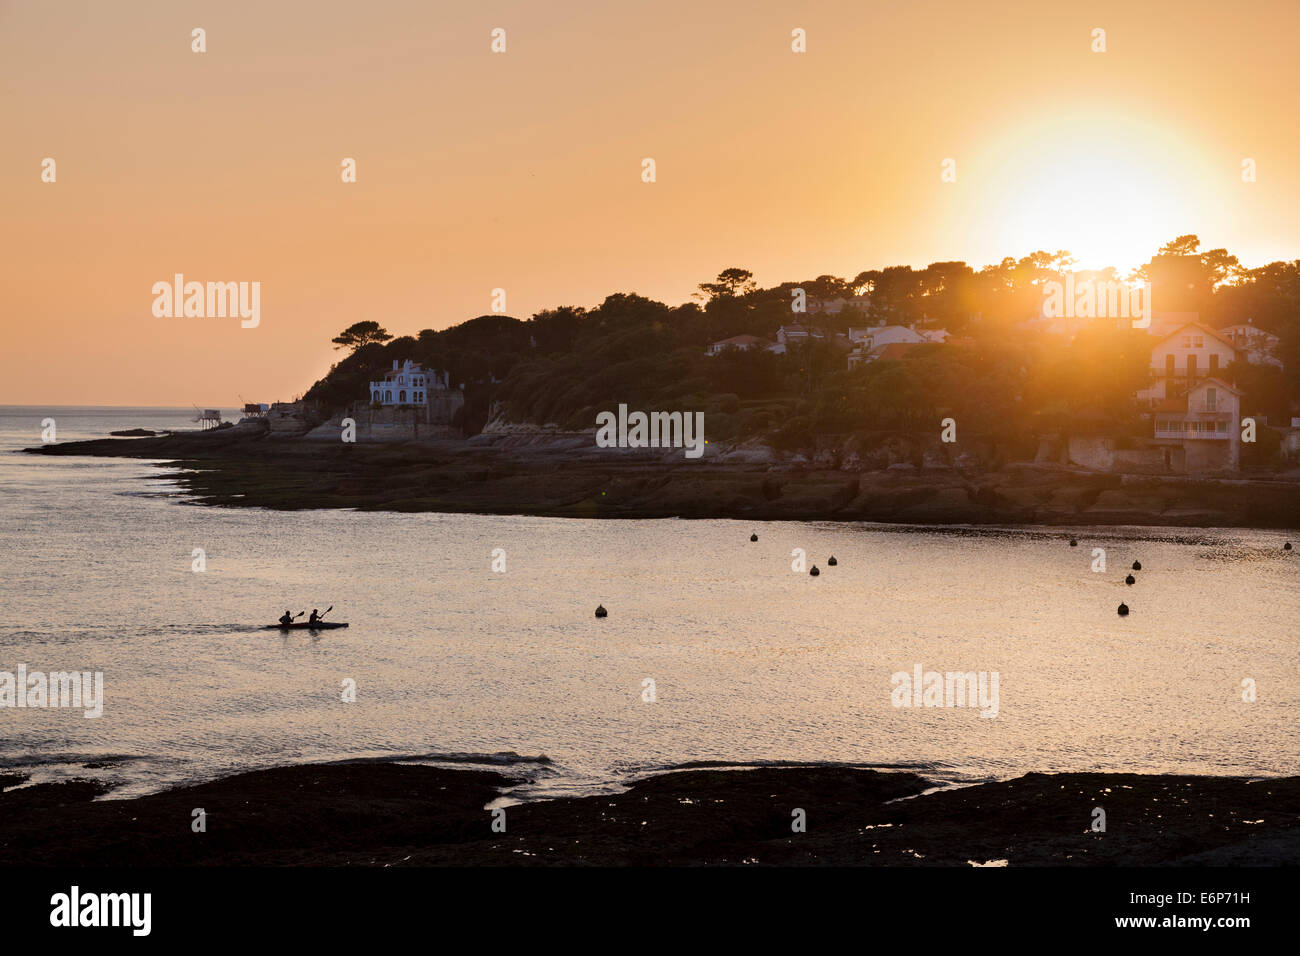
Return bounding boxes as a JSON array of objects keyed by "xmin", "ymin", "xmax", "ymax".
[
  {"xmin": 279, "ymin": 610, "xmax": 294, "ymax": 626},
  {"xmin": 309, "ymin": 609, "xmax": 322, "ymax": 625}
]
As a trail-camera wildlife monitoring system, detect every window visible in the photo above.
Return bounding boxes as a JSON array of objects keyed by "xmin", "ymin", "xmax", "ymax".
[
  {"xmin": 1181, "ymin": 335, "xmax": 1191, "ymax": 348},
  {"xmin": 1209, "ymin": 354, "xmax": 1218, "ymax": 372},
  {"xmin": 1192, "ymin": 335, "xmax": 1204, "ymax": 348},
  {"xmin": 1205, "ymin": 387, "xmax": 1217, "ymax": 412}
]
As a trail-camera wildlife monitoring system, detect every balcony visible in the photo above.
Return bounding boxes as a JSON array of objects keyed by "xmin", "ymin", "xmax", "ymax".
[{"xmin": 1154, "ymin": 421, "xmax": 1230, "ymax": 441}]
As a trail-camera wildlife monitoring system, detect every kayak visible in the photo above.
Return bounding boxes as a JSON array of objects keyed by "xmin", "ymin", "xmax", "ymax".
[{"xmin": 263, "ymin": 622, "xmax": 349, "ymax": 630}]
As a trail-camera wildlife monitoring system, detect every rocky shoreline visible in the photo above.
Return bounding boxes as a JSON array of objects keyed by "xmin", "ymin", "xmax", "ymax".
[
  {"xmin": 23, "ymin": 431, "xmax": 1300, "ymax": 527},
  {"xmin": 2, "ymin": 761, "xmax": 1297, "ymax": 866}
]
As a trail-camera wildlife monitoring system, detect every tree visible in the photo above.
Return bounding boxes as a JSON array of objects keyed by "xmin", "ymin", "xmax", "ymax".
[
  {"xmin": 1158, "ymin": 235, "xmax": 1201, "ymax": 257},
  {"xmin": 697, "ymin": 268, "xmax": 756, "ymax": 301},
  {"xmin": 331, "ymin": 321, "xmax": 393, "ymax": 351}
]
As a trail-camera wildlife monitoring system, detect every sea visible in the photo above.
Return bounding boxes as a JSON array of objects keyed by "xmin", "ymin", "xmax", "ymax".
[{"xmin": 0, "ymin": 406, "xmax": 1296, "ymax": 801}]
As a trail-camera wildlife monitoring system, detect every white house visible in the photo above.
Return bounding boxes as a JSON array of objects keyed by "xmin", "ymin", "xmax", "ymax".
[
  {"xmin": 847, "ymin": 324, "xmax": 927, "ymax": 349},
  {"xmin": 1152, "ymin": 378, "xmax": 1242, "ymax": 471},
  {"xmin": 1220, "ymin": 322, "xmax": 1282, "ymax": 368},
  {"xmin": 370, "ymin": 359, "xmax": 451, "ymax": 406},
  {"xmin": 1136, "ymin": 323, "xmax": 1240, "ymax": 406},
  {"xmin": 770, "ymin": 325, "xmax": 826, "ymax": 354},
  {"xmin": 1136, "ymin": 323, "xmax": 1243, "ymax": 472},
  {"xmin": 706, "ymin": 334, "xmax": 767, "ymax": 356}
]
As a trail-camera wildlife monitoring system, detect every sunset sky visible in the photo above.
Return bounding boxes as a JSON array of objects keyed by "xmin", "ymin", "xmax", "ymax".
[{"xmin": 2, "ymin": 0, "xmax": 1298, "ymax": 405}]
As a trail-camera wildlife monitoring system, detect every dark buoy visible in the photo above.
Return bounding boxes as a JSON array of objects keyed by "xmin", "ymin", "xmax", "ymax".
[
  {"xmin": 594, "ymin": 604, "xmax": 607, "ymax": 618},
  {"xmin": 1069, "ymin": 538, "xmax": 1078, "ymax": 547},
  {"xmin": 1286, "ymin": 542, "xmax": 1293, "ymax": 551},
  {"xmin": 827, "ymin": 556, "xmax": 838, "ymax": 566},
  {"xmin": 1131, "ymin": 561, "xmax": 1142, "ymax": 571},
  {"xmin": 809, "ymin": 565, "xmax": 820, "ymax": 576},
  {"xmin": 1125, "ymin": 574, "xmax": 1135, "ymax": 585},
  {"xmin": 1118, "ymin": 603, "xmax": 1129, "ymax": 616},
  {"xmin": 750, "ymin": 533, "xmax": 758, "ymax": 542}
]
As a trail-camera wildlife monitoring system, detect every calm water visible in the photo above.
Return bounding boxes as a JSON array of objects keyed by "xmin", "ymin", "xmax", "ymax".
[{"xmin": 0, "ymin": 406, "xmax": 1297, "ymax": 800}]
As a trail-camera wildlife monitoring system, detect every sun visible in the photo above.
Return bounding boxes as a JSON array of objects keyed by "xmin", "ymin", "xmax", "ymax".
[{"xmin": 971, "ymin": 110, "xmax": 1221, "ymax": 275}]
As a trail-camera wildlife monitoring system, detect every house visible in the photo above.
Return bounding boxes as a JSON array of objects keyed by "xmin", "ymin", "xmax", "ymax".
[
  {"xmin": 706, "ymin": 334, "xmax": 767, "ymax": 356},
  {"xmin": 1220, "ymin": 321, "xmax": 1282, "ymax": 368},
  {"xmin": 847, "ymin": 325, "xmax": 927, "ymax": 349},
  {"xmin": 1136, "ymin": 323, "xmax": 1240, "ymax": 407},
  {"xmin": 846, "ymin": 325, "xmax": 930, "ymax": 368},
  {"xmin": 770, "ymin": 325, "xmax": 826, "ymax": 354},
  {"xmin": 1151, "ymin": 378, "xmax": 1242, "ymax": 471},
  {"xmin": 369, "ymin": 359, "xmax": 452, "ymax": 406},
  {"xmin": 1136, "ymin": 323, "xmax": 1243, "ymax": 472},
  {"xmin": 807, "ymin": 294, "xmax": 871, "ymax": 315}
]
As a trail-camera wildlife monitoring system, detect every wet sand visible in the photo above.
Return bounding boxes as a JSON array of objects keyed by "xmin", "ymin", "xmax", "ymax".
[{"xmin": 2, "ymin": 762, "xmax": 1297, "ymax": 866}]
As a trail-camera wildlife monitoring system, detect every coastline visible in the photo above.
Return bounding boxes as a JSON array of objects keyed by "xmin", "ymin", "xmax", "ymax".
[
  {"xmin": 3, "ymin": 760, "xmax": 1297, "ymax": 866},
  {"xmin": 23, "ymin": 432, "xmax": 1300, "ymax": 528}
]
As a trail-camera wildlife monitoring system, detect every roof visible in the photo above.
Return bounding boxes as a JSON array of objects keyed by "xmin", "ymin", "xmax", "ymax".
[
  {"xmin": 1151, "ymin": 322, "xmax": 1239, "ymax": 352},
  {"xmin": 711, "ymin": 334, "xmax": 762, "ymax": 346},
  {"xmin": 1191, "ymin": 376, "xmax": 1243, "ymax": 396},
  {"xmin": 1220, "ymin": 323, "xmax": 1279, "ymax": 339}
]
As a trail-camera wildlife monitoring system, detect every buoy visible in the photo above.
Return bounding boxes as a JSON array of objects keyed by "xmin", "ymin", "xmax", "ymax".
[
  {"xmin": 1285, "ymin": 542, "xmax": 1293, "ymax": 551},
  {"xmin": 809, "ymin": 565, "xmax": 820, "ymax": 576},
  {"xmin": 595, "ymin": 604, "xmax": 607, "ymax": 618},
  {"xmin": 1069, "ymin": 538, "xmax": 1078, "ymax": 547},
  {"xmin": 1125, "ymin": 574, "xmax": 1135, "ymax": 585},
  {"xmin": 827, "ymin": 556, "xmax": 838, "ymax": 566},
  {"xmin": 1131, "ymin": 561, "xmax": 1142, "ymax": 571},
  {"xmin": 750, "ymin": 533, "xmax": 758, "ymax": 542},
  {"xmin": 1118, "ymin": 603, "xmax": 1129, "ymax": 616}
]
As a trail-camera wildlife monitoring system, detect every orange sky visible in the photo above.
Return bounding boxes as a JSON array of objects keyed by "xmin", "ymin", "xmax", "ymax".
[{"xmin": 2, "ymin": 0, "xmax": 1298, "ymax": 405}]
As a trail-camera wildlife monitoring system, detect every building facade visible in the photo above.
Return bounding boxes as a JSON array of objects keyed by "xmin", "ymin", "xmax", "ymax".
[
  {"xmin": 1138, "ymin": 323, "xmax": 1243, "ymax": 472},
  {"xmin": 369, "ymin": 359, "xmax": 452, "ymax": 406}
]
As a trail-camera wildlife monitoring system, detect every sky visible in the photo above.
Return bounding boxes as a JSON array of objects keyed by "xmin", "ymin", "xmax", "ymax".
[{"xmin": 2, "ymin": 0, "xmax": 1298, "ymax": 405}]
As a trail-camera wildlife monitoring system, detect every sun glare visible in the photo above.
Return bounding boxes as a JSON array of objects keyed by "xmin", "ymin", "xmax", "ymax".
[{"xmin": 976, "ymin": 112, "xmax": 1218, "ymax": 274}]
